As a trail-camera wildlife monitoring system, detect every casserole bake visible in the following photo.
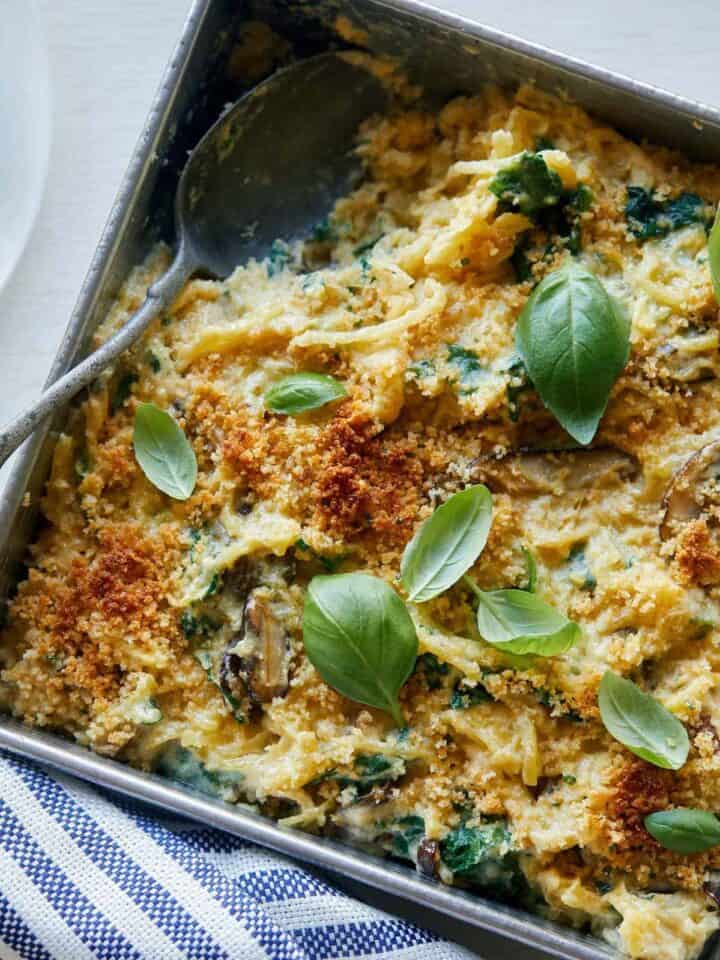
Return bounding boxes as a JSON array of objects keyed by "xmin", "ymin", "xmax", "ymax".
[{"xmin": 3, "ymin": 3, "xmax": 720, "ymax": 959}]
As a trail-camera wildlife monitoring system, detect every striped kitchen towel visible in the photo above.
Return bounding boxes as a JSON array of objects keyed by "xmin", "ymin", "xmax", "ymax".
[{"xmin": 0, "ymin": 752, "xmax": 477, "ymax": 960}]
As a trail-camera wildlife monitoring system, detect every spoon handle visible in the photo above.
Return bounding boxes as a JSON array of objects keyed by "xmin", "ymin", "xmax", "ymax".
[{"xmin": 0, "ymin": 251, "xmax": 191, "ymax": 469}]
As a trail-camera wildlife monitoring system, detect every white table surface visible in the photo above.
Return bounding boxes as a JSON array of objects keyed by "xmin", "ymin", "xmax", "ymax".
[{"xmin": 2, "ymin": 1, "xmax": 720, "ymax": 956}]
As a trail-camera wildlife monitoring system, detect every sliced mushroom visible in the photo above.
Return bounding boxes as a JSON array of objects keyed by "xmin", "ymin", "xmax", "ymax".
[
  {"xmin": 655, "ymin": 327, "xmax": 719, "ymax": 384},
  {"xmin": 660, "ymin": 440, "xmax": 720, "ymax": 540},
  {"xmin": 416, "ymin": 837, "xmax": 439, "ymax": 878},
  {"xmin": 471, "ymin": 446, "xmax": 638, "ymax": 497},
  {"xmin": 220, "ymin": 590, "xmax": 291, "ymax": 704},
  {"xmin": 704, "ymin": 880, "xmax": 720, "ymax": 908}
]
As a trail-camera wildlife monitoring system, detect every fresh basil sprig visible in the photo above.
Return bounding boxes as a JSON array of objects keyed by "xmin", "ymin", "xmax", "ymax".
[
  {"xmin": 645, "ymin": 808, "xmax": 720, "ymax": 854},
  {"xmin": 133, "ymin": 402, "xmax": 197, "ymax": 500},
  {"xmin": 400, "ymin": 485, "xmax": 492, "ymax": 602},
  {"xmin": 598, "ymin": 671, "xmax": 689, "ymax": 770},
  {"xmin": 467, "ymin": 579, "xmax": 580, "ymax": 655},
  {"xmin": 265, "ymin": 372, "xmax": 346, "ymax": 414},
  {"xmin": 400, "ymin": 486, "xmax": 578, "ymax": 656},
  {"xmin": 303, "ymin": 572, "xmax": 418, "ymax": 727},
  {"xmin": 516, "ymin": 261, "xmax": 630, "ymax": 445},
  {"xmin": 709, "ymin": 208, "xmax": 720, "ymax": 305}
]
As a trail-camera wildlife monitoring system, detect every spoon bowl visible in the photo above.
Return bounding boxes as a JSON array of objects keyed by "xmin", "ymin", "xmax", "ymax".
[
  {"xmin": 181, "ymin": 54, "xmax": 385, "ymax": 276},
  {"xmin": 0, "ymin": 53, "xmax": 386, "ymax": 465}
]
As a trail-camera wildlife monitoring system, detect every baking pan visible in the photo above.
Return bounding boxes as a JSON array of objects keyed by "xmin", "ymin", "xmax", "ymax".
[{"xmin": 1, "ymin": 2, "xmax": 719, "ymax": 958}]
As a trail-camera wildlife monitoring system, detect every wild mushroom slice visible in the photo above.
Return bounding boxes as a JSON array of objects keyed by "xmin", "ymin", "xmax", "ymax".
[
  {"xmin": 660, "ymin": 440, "xmax": 720, "ymax": 540},
  {"xmin": 470, "ymin": 447, "xmax": 638, "ymax": 497},
  {"xmin": 245, "ymin": 593, "xmax": 290, "ymax": 702},
  {"xmin": 221, "ymin": 590, "xmax": 291, "ymax": 705}
]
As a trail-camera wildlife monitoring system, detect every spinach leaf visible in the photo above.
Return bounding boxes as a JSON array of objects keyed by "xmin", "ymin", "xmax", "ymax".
[
  {"xmin": 645, "ymin": 808, "xmax": 720, "ymax": 853},
  {"xmin": 447, "ymin": 345, "xmax": 486, "ymax": 394},
  {"xmin": 710, "ymin": 209, "xmax": 720, "ymax": 305},
  {"xmin": 153, "ymin": 743, "xmax": 244, "ymax": 800},
  {"xmin": 450, "ymin": 681, "xmax": 492, "ymax": 709},
  {"xmin": 440, "ymin": 822, "xmax": 522, "ymax": 896},
  {"xmin": 470, "ymin": 584, "xmax": 580, "ymax": 656},
  {"xmin": 505, "ymin": 356, "xmax": 530, "ymax": 421},
  {"xmin": 330, "ymin": 754, "xmax": 407, "ymax": 800},
  {"xmin": 625, "ymin": 187, "xmax": 712, "ymax": 240},
  {"xmin": 133, "ymin": 402, "xmax": 198, "ymax": 500},
  {"xmin": 194, "ymin": 649, "xmax": 246, "ymax": 724},
  {"xmin": 303, "ymin": 573, "xmax": 418, "ymax": 726},
  {"xmin": 414, "ymin": 652, "xmax": 450, "ymax": 691},
  {"xmin": 489, "ymin": 153, "xmax": 564, "ymax": 219},
  {"xmin": 516, "ymin": 261, "xmax": 630, "ymax": 445},
  {"xmin": 265, "ymin": 238, "xmax": 291, "ymax": 277},
  {"xmin": 265, "ymin": 372, "xmax": 346, "ymax": 415},
  {"xmin": 111, "ymin": 371, "xmax": 138, "ymax": 414},
  {"xmin": 400, "ymin": 485, "xmax": 493, "ymax": 602},
  {"xmin": 598, "ymin": 671, "xmax": 689, "ymax": 770},
  {"xmin": 407, "ymin": 358, "xmax": 436, "ymax": 380},
  {"xmin": 566, "ymin": 543, "xmax": 596, "ymax": 591},
  {"xmin": 391, "ymin": 815, "xmax": 426, "ymax": 858},
  {"xmin": 295, "ymin": 538, "xmax": 347, "ymax": 573},
  {"xmin": 510, "ymin": 242, "xmax": 533, "ymax": 283}
]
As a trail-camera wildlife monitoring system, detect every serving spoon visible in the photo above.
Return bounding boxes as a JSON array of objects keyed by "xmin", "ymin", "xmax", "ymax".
[{"xmin": 0, "ymin": 53, "xmax": 386, "ymax": 467}]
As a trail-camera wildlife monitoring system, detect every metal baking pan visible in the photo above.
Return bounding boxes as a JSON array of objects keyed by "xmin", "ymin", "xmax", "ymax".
[{"xmin": 1, "ymin": 2, "xmax": 719, "ymax": 958}]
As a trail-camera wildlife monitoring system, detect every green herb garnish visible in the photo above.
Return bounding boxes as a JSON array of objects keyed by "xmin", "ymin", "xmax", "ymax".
[
  {"xmin": 303, "ymin": 573, "xmax": 418, "ymax": 727},
  {"xmin": 598, "ymin": 671, "xmax": 689, "ymax": 770},
  {"xmin": 516, "ymin": 261, "xmax": 630, "ymax": 445},
  {"xmin": 265, "ymin": 373, "xmax": 346, "ymax": 415},
  {"xmin": 133, "ymin": 402, "xmax": 197, "ymax": 500},
  {"xmin": 645, "ymin": 808, "xmax": 720, "ymax": 853}
]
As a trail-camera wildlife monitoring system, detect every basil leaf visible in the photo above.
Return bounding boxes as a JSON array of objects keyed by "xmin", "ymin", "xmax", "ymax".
[
  {"xmin": 400, "ymin": 485, "xmax": 493, "ymax": 602},
  {"xmin": 303, "ymin": 572, "xmax": 418, "ymax": 726},
  {"xmin": 516, "ymin": 262, "xmax": 630, "ymax": 445},
  {"xmin": 265, "ymin": 372, "xmax": 346, "ymax": 414},
  {"xmin": 133, "ymin": 402, "xmax": 197, "ymax": 500},
  {"xmin": 709, "ymin": 208, "xmax": 720, "ymax": 305},
  {"xmin": 645, "ymin": 808, "xmax": 720, "ymax": 854},
  {"xmin": 598, "ymin": 671, "xmax": 689, "ymax": 770},
  {"xmin": 473, "ymin": 587, "xmax": 580, "ymax": 656}
]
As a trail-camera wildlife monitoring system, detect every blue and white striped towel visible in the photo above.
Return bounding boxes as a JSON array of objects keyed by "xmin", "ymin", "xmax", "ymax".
[{"xmin": 0, "ymin": 752, "xmax": 476, "ymax": 960}]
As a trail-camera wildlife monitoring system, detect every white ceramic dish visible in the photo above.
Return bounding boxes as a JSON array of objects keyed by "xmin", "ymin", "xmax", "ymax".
[{"xmin": 0, "ymin": 0, "xmax": 50, "ymax": 291}]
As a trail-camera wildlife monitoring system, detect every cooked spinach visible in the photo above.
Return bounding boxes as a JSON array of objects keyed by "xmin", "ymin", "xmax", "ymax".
[
  {"xmin": 490, "ymin": 153, "xmax": 564, "ymax": 219},
  {"xmin": 566, "ymin": 543, "xmax": 597, "ymax": 592},
  {"xmin": 319, "ymin": 753, "xmax": 407, "ymax": 801},
  {"xmin": 414, "ymin": 653, "xmax": 450, "ymax": 691},
  {"xmin": 625, "ymin": 187, "xmax": 713, "ymax": 240},
  {"xmin": 111, "ymin": 372, "xmax": 138, "ymax": 414},
  {"xmin": 447, "ymin": 345, "xmax": 487, "ymax": 395},
  {"xmin": 510, "ymin": 241, "xmax": 533, "ymax": 283},
  {"xmin": 295, "ymin": 538, "xmax": 347, "ymax": 573},
  {"xmin": 450, "ymin": 681, "xmax": 492, "ymax": 709},
  {"xmin": 203, "ymin": 574, "xmax": 221, "ymax": 599},
  {"xmin": 153, "ymin": 743, "xmax": 244, "ymax": 800},
  {"xmin": 440, "ymin": 822, "xmax": 522, "ymax": 896},
  {"xmin": 504, "ymin": 356, "xmax": 530, "ymax": 421},
  {"xmin": 354, "ymin": 234, "xmax": 384, "ymax": 256},
  {"xmin": 391, "ymin": 815, "xmax": 426, "ymax": 858},
  {"xmin": 407, "ymin": 358, "xmax": 436, "ymax": 380},
  {"xmin": 194, "ymin": 649, "xmax": 246, "ymax": 724},
  {"xmin": 310, "ymin": 217, "xmax": 335, "ymax": 243},
  {"xmin": 179, "ymin": 610, "xmax": 220, "ymax": 640},
  {"xmin": 145, "ymin": 351, "xmax": 161, "ymax": 373},
  {"xmin": 266, "ymin": 239, "xmax": 292, "ymax": 277}
]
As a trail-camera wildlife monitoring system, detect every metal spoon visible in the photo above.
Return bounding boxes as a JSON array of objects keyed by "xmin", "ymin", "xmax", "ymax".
[{"xmin": 0, "ymin": 53, "xmax": 386, "ymax": 467}]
